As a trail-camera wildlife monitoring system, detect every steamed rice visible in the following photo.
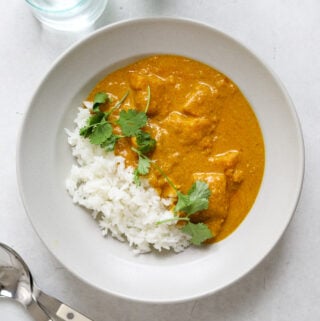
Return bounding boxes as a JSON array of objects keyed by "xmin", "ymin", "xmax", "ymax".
[{"xmin": 65, "ymin": 106, "xmax": 191, "ymax": 254}]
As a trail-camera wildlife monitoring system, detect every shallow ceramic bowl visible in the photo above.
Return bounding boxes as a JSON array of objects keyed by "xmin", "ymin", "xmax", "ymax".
[{"xmin": 17, "ymin": 18, "xmax": 304, "ymax": 303}]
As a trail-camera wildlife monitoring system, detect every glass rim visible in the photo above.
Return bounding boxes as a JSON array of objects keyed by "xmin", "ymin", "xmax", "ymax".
[{"xmin": 25, "ymin": 0, "xmax": 88, "ymax": 13}]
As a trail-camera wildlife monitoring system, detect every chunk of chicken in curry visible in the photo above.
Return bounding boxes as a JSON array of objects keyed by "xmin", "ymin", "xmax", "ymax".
[{"xmin": 88, "ymin": 55, "xmax": 265, "ymax": 242}]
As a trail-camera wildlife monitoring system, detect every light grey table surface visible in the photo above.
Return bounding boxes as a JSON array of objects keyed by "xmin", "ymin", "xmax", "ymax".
[{"xmin": 1, "ymin": 0, "xmax": 319, "ymax": 320}]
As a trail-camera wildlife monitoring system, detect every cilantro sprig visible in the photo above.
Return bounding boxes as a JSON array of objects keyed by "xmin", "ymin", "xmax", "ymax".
[
  {"xmin": 133, "ymin": 151, "xmax": 151, "ymax": 186},
  {"xmin": 174, "ymin": 181, "xmax": 213, "ymax": 245},
  {"xmin": 134, "ymin": 154, "xmax": 213, "ymax": 245},
  {"xmin": 81, "ymin": 88, "xmax": 156, "ymax": 182},
  {"xmin": 136, "ymin": 130, "xmax": 156, "ymax": 154},
  {"xmin": 115, "ymin": 85, "xmax": 156, "ymax": 183},
  {"xmin": 175, "ymin": 181, "xmax": 211, "ymax": 215},
  {"xmin": 155, "ymin": 169, "xmax": 213, "ymax": 245},
  {"xmin": 79, "ymin": 91, "xmax": 128, "ymax": 151},
  {"xmin": 92, "ymin": 92, "xmax": 111, "ymax": 112}
]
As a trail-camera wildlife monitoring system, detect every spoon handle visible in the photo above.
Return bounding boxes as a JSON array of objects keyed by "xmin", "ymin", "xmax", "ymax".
[
  {"xmin": 36, "ymin": 290, "xmax": 93, "ymax": 321},
  {"xmin": 27, "ymin": 298, "xmax": 53, "ymax": 321}
]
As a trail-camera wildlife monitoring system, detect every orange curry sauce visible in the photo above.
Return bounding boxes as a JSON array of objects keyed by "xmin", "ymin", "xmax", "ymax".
[{"xmin": 87, "ymin": 55, "xmax": 265, "ymax": 242}]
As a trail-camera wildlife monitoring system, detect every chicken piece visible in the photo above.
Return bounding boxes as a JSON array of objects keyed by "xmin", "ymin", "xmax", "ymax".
[
  {"xmin": 129, "ymin": 73, "xmax": 148, "ymax": 90},
  {"xmin": 182, "ymin": 82, "xmax": 218, "ymax": 117},
  {"xmin": 161, "ymin": 111, "xmax": 212, "ymax": 145},
  {"xmin": 129, "ymin": 72, "xmax": 170, "ymax": 116},
  {"xmin": 205, "ymin": 217, "xmax": 226, "ymax": 239},
  {"xmin": 190, "ymin": 171, "xmax": 229, "ymax": 240},
  {"xmin": 225, "ymin": 168, "xmax": 244, "ymax": 184},
  {"xmin": 211, "ymin": 150, "xmax": 240, "ymax": 169}
]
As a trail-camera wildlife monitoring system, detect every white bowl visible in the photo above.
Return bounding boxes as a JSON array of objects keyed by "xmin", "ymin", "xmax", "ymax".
[{"xmin": 17, "ymin": 17, "xmax": 304, "ymax": 303}]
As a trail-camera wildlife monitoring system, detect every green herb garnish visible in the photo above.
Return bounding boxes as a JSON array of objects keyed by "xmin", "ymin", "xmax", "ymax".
[
  {"xmin": 89, "ymin": 121, "xmax": 113, "ymax": 145},
  {"xmin": 79, "ymin": 91, "xmax": 128, "ymax": 150},
  {"xmin": 116, "ymin": 86, "xmax": 154, "ymax": 183},
  {"xmin": 136, "ymin": 130, "xmax": 156, "ymax": 154},
  {"xmin": 105, "ymin": 91, "xmax": 129, "ymax": 117},
  {"xmin": 174, "ymin": 181, "xmax": 213, "ymax": 244},
  {"xmin": 131, "ymin": 147, "xmax": 152, "ymax": 185},
  {"xmin": 145, "ymin": 85, "xmax": 151, "ymax": 113},
  {"xmin": 115, "ymin": 85, "xmax": 151, "ymax": 137},
  {"xmin": 175, "ymin": 181, "xmax": 211, "ymax": 215},
  {"xmin": 79, "ymin": 112, "xmax": 104, "ymax": 137},
  {"xmin": 181, "ymin": 222, "xmax": 213, "ymax": 246},
  {"xmin": 157, "ymin": 179, "xmax": 213, "ymax": 245},
  {"xmin": 100, "ymin": 135, "xmax": 120, "ymax": 152},
  {"xmin": 92, "ymin": 92, "xmax": 110, "ymax": 112},
  {"xmin": 79, "ymin": 87, "xmax": 213, "ymax": 245},
  {"xmin": 117, "ymin": 109, "xmax": 147, "ymax": 137}
]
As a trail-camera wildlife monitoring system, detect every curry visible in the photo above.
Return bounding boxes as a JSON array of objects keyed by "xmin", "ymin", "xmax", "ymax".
[{"xmin": 87, "ymin": 55, "xmax": 265, "ymax": 242}]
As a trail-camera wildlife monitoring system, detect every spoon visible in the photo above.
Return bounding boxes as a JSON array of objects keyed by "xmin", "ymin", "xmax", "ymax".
[{"xmin": 0, "ymin": 243, "xmax": 93, "ymax": 321}]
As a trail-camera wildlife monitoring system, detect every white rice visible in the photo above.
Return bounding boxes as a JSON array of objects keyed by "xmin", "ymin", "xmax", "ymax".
[{"xmin": 65, "ymin": 106, "xmax": 191, "ymax": 254}]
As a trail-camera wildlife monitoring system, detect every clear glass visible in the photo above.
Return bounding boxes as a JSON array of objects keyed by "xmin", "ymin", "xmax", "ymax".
[{"xmin": 25, "ymin": 0, "xmax": 108, "ymax": 31}]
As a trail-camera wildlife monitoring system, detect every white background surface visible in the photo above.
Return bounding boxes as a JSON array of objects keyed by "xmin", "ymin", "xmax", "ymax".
[{"xmin": 0, "ymin": 0, "xmax": 319, "ymax": 320}]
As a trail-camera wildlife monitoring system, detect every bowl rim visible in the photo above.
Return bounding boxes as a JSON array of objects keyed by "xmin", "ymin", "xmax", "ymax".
[{"xmin": 16, "ymin": 16, "xmax": 305, "ymax": 303}]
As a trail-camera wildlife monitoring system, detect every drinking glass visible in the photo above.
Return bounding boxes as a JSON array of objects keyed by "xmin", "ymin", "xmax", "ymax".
[{"xmin": 25, "ymin": 0, "xmax": 108, "ymax": 31}]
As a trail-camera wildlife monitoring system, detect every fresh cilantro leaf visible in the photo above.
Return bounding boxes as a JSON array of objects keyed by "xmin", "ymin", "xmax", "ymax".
[
  {"xmin": 181, "ymin": 222, "xmax": 213, "ymax": 245},
  {"xmin": 133, "ymin": 169, "xmax": 141, "ymax": 186},
  {"xmin": 189, "ymin": 181, "xmax": 211, "ymax": 201},
  {"xmin": 93, "ymin": 92, "xmax": 109, "ymax": 112},
  {"xmin": 174, "ymin": 181, "xmax": 211, "ymax": 215},
  {"xmin": 100, "ymin": 134, "xmax": 119, "ymax": 151},
  {"xmin": 89, "ymin": 122, "xmax": 113, "ymax": 145},
  {"xmin": 79, "ymin": 112, "xmax": 105, "ymax": 137},
  {"xmin": 88, "ymin": 112, "xmax": 105, "ymax": 125},
  {"xmin": 137, "ymin": 155, "xmax": 151, "ymax": 175},
  {"xmin": 136, "ymin": 130, "xmax": 156, "ymax": 154},
  {"xmin": 131, "ymin": 151, "xmax": 151, "ymax": 185},
  {"xmin": 185, "ymin": 198, "xmax": 210, "ymax": 215},
  {"xmin": 79, "ymin": 125, "xmax": 92, "ymax": 138},
  {"xmin": 94, "ymin": 92, "xmax": 109, "ymax": 105},
  {"xmin": 174, "ymin": 191, "xmax": 190, "ymax": 213},
  {"xmin": 117, "ymin": 109, "xmax": 147, "ymax": 137}
]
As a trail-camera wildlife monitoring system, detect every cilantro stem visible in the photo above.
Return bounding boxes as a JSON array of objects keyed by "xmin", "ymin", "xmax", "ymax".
[
  {"xmin": 82, "ymin": 119, "xmax": 108, "ymax": 131},
  {"xmin": 156, "ymin": 216, "xmax": 189, "ymax": 225},
  {"xmin": 131, "ymin": 147, "xmax": 178, "ymax": 192},
  {"xmin": 131, "ymin": 146, "xmax": 143, "ymax": 155},
  {"xmin": 145, "ymin": 85, "xmax": 151, "ymax": 113},
  {"xmin": 107, "ymin": 90, "xmax": 129, "ymax": 115},
  {"xmin": 117, "ymin": 90, "xmax": 130, "ymax": 107},
  {"xmin": 151, "ymin": 161, "xmax": 178, "ymax": 193}
]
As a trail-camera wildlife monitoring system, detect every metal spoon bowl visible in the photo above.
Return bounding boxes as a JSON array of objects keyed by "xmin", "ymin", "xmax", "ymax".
[
  {"xmin": 0, "ymin": 243, "xmax": 92, "ymax": 321},
  {"xmin": 0, "ymin": 242, "xmax": 52, "ymax": 321}
]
